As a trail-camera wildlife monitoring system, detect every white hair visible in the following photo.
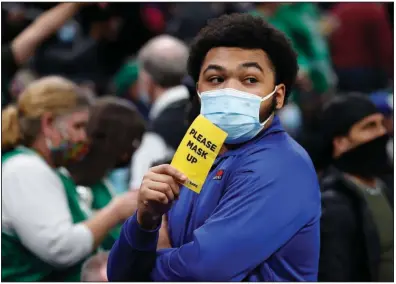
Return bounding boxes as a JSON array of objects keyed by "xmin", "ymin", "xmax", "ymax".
[{"xmin": 138, "ymin": 35, "xmax": 189, "ymax": 88}]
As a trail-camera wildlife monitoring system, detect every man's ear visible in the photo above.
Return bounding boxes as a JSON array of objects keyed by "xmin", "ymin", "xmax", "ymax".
[
  {"xmin": 333, "ymin": 136, "xmax": 350, "ymax": 157},
  {"xmin": 275, "ymin": 84, "xmax": 286, "ymax": 110}
]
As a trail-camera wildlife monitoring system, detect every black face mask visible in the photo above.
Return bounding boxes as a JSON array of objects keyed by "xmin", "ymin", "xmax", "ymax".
[{"xmin": 334, "ymin": 134, "xmax": 393, "ymax": 178}]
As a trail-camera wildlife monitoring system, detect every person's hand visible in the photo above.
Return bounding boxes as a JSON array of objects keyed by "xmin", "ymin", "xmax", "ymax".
[
  {"xmin": 157, "ymin": 215, "xmax": 172, "ymax": 249},
  {"xmin": 137, "ymin": 165, "xmax": 187, "ymax": 229},
  {"xmin": 109, "ymin": 191, "xmax": 139, "ymax": 221}
]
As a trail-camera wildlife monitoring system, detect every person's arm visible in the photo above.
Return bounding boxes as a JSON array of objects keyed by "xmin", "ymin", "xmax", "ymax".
[
  {"xmin": 82, "ymin": 205, "xmax": 121, "ymax": 249},
  {"xmin": 85, "ymin": 190, "xmax": 139, "ymax": 249},
  {"xmin": 318, "ymin": 192, "xmax": 358, "ymax": 281},
  {"xmin": 108, "ymin": 156, "xmax": 318, "ymax": 281},
  {"xmin": 129, "ymin": 132, "xmax": 170, "ymax": 190},
  {"xmin": 11, "ymin": 3, "xmax": 83, "ymax": 65},
  {"xmin": 89, "ymin": 180, "xmax": 125, "ymax": 250}
]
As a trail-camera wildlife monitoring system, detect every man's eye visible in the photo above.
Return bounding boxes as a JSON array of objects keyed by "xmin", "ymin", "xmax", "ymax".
[
  {"xmin": 244, "ymin": 77, "xmax": 258, "ymax": 84},
  {"xmin": 209, "ymin": 77, "xmax": 224, "ymax": 84}
]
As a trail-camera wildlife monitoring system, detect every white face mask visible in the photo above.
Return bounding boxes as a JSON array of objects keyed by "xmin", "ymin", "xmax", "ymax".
[{"xmin": 198, "ymin": 87, "xmax": 277, "ymax": 144}]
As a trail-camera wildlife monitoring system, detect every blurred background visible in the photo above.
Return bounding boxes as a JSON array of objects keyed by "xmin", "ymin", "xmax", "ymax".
[
  {"xmin": 2, "ymin": 2, "xmax": 393, "ymax": 173},
  {"xmin": 1, "ymin": 2, "xmax": 394, "ymax": 282}
]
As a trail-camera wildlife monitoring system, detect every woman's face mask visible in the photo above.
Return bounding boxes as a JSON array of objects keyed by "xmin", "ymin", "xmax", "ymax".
[
  {"xmin": 66, "ymin": 138, "xmax": 113, "ymax": 186},
  {"xmin": 46, "ymin": 125, "xmax": 90, "ymax": 167},
  {"xmin": 46, "ymin": 111, "xmax": 90, "ymax": 167}
]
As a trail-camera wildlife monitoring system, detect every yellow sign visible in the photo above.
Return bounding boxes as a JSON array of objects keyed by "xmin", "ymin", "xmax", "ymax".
[{"xmin": 171, "ymin": 115, "xmax": 227, "ymax": 193}]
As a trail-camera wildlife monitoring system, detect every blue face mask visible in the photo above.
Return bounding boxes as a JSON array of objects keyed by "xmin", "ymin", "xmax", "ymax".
[
  {"xmin": 58, "ymin": 22, "xmax": 76, "ymax": 43},
  {"xmin": 199, "ymin": 87, "xmax": 277, "ymax": 144}
]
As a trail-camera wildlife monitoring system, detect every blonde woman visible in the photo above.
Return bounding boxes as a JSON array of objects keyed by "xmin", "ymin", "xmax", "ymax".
[{"xmin": 1, "ymin": 76, "xmax": 137, "ymax": 281}]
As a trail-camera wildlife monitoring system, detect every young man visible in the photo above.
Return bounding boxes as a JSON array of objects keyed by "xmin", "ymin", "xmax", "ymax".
[
  {"xmin": 318, "ymin": 94, "xmax": 393, "ymax": 282},
  {"xmin": 108, "ymin": 13, "xmax": 321, "ymax": 281}
]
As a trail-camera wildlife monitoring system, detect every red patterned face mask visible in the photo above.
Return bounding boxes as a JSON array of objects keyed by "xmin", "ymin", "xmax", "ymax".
[
  {"xmin": 60, "ymin": 140, "xmax": 91, "ymax": 162},
  {"xmin": 47, "ymin": 138, "xmax": 91, "ymax": 167}
]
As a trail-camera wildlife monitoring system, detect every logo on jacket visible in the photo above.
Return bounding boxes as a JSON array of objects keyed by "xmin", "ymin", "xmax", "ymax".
[{"xmin": 213, "ymin": 169, "xmax": 224, "ymax": 180}]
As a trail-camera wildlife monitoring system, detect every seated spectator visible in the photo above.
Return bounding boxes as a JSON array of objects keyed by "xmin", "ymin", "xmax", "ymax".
[
  {"xmin": 113, "ymin": 60, "xmax": 150, "ymax": 120},
  {"xmin": 1, "ymin": 77, "xmax": 136, "ymax": 281},
  {"xmin": 62, "ymin": 97, "xmax": 146, "ymax": 250},
  {"xmin": 318, "ymin": 94, "xmax": 393, "ymax": 282},
  {"xmin": 129, "ymin": 35, "xmax": 190, "ymax": 190}
]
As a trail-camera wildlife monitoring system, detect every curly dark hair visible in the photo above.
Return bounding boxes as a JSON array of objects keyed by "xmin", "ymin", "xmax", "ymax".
[{"xmin": 188, "ymin": 13, "xmax": 299, "ymax": 98}]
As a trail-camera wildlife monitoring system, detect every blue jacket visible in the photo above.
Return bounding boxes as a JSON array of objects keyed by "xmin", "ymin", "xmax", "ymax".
[{"xmin": 107, "ymin": 116, "xmax": 321, "ymax": 281}]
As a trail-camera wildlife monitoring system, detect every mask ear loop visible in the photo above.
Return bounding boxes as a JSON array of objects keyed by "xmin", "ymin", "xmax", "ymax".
[
  {"xmin": 259, "ymin": 114, "xmax": 274, "ymax": 127},
  {"xmin": 260, "ymin": 86, "xmax": 278, "ymax": 102},
  {"xmin": 259, "ymin": 86, "xmax": 278, "ymax": 127}
]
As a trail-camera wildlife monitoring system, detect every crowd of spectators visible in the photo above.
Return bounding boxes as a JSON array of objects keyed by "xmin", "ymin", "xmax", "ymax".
[{"xmin": 1, "ymin": 2, "xmax": 393, "ymax": 282}]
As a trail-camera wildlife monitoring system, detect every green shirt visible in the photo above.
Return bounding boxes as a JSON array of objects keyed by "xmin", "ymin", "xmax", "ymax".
[
  {"xmin": 58, "ymin": 168, "xmax": 122, "ymax": 251},
  {"xmin": 348, "ymin": 177, "xmax": 394, "ymax": 281}
]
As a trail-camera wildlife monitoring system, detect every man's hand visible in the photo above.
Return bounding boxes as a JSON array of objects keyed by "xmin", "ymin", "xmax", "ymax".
[{"xmin": 137, "ymin": 165, "xmax": 187, "ymax": 229}]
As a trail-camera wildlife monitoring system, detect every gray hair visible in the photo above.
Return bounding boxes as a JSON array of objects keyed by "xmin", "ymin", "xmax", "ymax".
[{"xmin": 138, "ymin": 35, "xmax": 189, "ymax": 88}]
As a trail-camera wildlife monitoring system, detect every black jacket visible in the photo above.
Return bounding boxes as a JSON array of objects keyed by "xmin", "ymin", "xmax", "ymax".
[
  {"xmin": 2, "ymin": 44, "xmax": 19, "ymax": 108},
  {"xmin": 150, "ymin": 98, "xmax": 189, "ymax": 152},
  {"xmin": 318, "ymin": 166, "xmax": 393, "ymax": 282}
]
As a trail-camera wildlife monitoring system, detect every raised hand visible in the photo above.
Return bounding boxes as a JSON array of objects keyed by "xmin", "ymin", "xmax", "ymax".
[{"xmin": 137, "ymin": 164, "xmax": 187, "ymax": 229}]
